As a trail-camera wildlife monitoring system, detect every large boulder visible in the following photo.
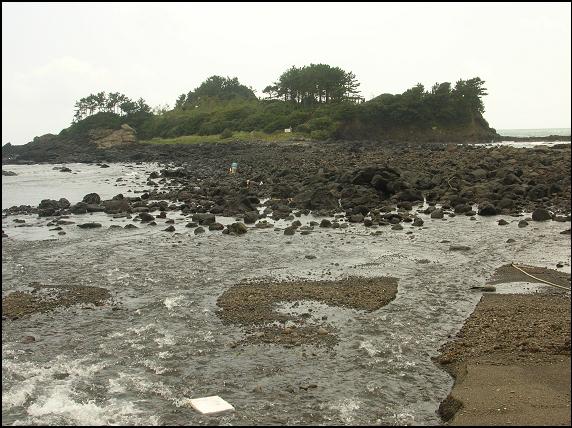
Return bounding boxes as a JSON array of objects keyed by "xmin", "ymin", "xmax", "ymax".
[
  {"xmin": 58, "ymin": 198, "xmax": 71, "ymax": 209},
  {"xmin": 192, "ymin": 213, "xmax": 216, "ymax": 225},
  {"xmin": 454, "ymin": 204, "xmax": 472, "ymax": 214},
  {"xmin": 293, "ymin": 187, "xmax": 339, "ymax": 211},
  {"xmin": 527, "ymin": 184, "xmax": 548, "ymax": 201},
  {"xmin": 243, "ymin": 211, "xmax": 259, "ymax": 224},
  {"xmin": 340, "ymin": 186, "xmax": 380, "ymax": 211},
  {"xmin": 531, "ymin": 208, "xmax": 552, "ymax": 221},
  {"xmin": 103, "ymin": 198, "xmax": 131, "ymax": 213},
  {"xmin": 138, "ymin": 212, "xmax": 155, "ymax": 222},
  {"xmin": 352, "ymin": 166, "xmax": 400, "ymax": 188},
  {"xmin": 82, "ymin": 193, "xmax": 101, "ymax": 205},
  {"xmin": 478, "ymin": 203, "xmax": 497, "ymax": 216},
  {"xmin": 349, "ymin": 213, "xmax": 364, "ymax": 223},
  {"xmin": 396, "ymin": 189, "xmax": 423, "ymax": 202},
  {"xmin": 70, "ymin": 202, "xmax": 88, "ymax": 214},
  {"xmin": 227, "ymin": 222, "xmax": 248, "ymax": 235},
  {"xmin": 38, "ymin": 199, "xmax": 69, "ymax": 217}
]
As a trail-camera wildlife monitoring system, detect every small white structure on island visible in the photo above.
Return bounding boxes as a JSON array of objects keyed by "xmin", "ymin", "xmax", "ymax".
[
  {"xmin": 188, "ymin": 395, "xmax": 235, "ymax": 415},
  {"xmin": 284, "ymin": 127, "xmax": 292, "ymax": 133}
]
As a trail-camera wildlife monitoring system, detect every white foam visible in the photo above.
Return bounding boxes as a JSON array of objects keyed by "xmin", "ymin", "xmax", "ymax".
[
  {"xmin": 128, "ymin": 323, "xmax": 156, "ymax": 335},
  {"xmin": 141, "ymin": 359, "xmax": 168, "ymax": 375},
  {"xmin": 359, "ymin": 340, "xmax": 380, "ymax": 357},
  {"xmin": 330, "ymin": 398, "xmax": 361, "ymax": 424},
  {"xmin": 392, "ymin": 411, "xmax": 415, "ymax": 425},
  {"xmin": 158, "ymin": 351, "xmax": 171, "ymax": 359},
  {"xmin": 27, "ymin": 386, "xmax": 106, "ymax": 423},
  {"xmin": 2, "ymin": 355, "xmax": 107, "ymax": 410},
  {"xmin": 2, "ymin": 380, "xmax": 37, "ymax": 408},
  {"xmin": 154, "ymin": 332, "xmax": 176, "ymax": 347},
  {"xmin": 23, "ymin": 385, "xmax": 158, "ymax": 426},
  {"xmin": 163, "ymin": 295, "xmax": 185, "ymax": 310}
]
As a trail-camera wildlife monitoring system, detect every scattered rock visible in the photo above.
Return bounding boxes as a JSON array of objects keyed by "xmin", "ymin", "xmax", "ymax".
[
  {"xmin": 139, "ymin": 212, "xmax": 155, "ymax": 222},
  {"xmin": 77, "ymin": 222, "xmax": 102, "ymax": 229},
  {"xmin": 449, "ymin": 245, "xmax": 471, "ymax": 251},
  {"xmin": 284, "ymin": 227, "xmax": 295, "ymax": 236},
  {"xmin": 349, "ymin": 214, "xmax": 364, "ymax": 223},
  {"xmin": 21, "ymin": 335, "xmax": 36, "ymax": 343}
]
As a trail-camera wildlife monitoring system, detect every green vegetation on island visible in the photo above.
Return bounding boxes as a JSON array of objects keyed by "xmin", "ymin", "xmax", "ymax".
[{"xmin": 7, "ymin": 64, "xmax": 497, "ymax": 156}]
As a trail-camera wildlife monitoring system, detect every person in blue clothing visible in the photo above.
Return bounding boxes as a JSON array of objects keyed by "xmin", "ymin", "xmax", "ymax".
[{"xmin": 230, "ymin": 162, "xmax": 238, "ymax": 174}]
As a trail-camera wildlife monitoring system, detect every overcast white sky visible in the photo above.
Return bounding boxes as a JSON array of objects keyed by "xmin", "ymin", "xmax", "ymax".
[{"xmin": 2, "ymin": 2, "xmax": 571, "ymax": 145}]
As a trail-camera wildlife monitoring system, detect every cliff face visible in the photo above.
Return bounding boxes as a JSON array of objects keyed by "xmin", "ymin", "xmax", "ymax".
[
  {"xmin": 2, "ymin": 123, "xmax": 138, "ymax": 163},
  {"xmin": 88, "ymin": 124, "xmax": 137, "ymax": 149},
  {"xmin": 336, "ymin": 114, "xmax": 498, "ymax": 143}
]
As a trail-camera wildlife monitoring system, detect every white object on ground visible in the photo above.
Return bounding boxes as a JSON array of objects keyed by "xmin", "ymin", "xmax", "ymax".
[{"xmin": 188, "ymin": 396, "xmax": 235, "ymax": 415}]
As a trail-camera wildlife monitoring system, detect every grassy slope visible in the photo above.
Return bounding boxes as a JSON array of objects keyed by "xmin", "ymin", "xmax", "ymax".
[{"xmin": 139, "ymin": 131, "xmax": 309, "ymax": 145}]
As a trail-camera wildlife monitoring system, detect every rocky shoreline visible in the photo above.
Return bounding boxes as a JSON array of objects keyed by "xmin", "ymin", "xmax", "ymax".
[
  {"xmin": 2, "ymin": 141, "xmax": 571, "ymax": 233},
  {"xmin": 2, "ymin": 138, "xmax": 571, "ymax": 425}
]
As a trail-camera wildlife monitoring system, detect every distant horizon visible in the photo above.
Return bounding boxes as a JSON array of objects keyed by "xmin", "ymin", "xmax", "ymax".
[{"xmin": 496, "ymin": 127, "xmax": 570, "ymax": 131}]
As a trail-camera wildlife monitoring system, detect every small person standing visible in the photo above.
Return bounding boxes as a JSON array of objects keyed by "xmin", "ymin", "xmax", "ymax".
[{"xmin": 230, "ymin": 162, "xmax": 238, "ymax": 174}]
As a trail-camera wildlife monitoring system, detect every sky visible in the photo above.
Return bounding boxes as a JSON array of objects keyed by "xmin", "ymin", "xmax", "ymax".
[{"xmin": 2, "ymin": 2, "xmax": 571, "ymax": 145}]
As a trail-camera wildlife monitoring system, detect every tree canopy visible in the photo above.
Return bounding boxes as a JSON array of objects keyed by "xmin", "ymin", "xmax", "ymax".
[
  {"xmin": 176, "ymin": 75, "xmax": 257, "ymax": 109},
  {"xmin": 263, "ymin": 64, "xmax": 362, "ymax": 105},
  {"xmin": 69, "ymin": 66, "xmax": 490, "ymax": 142},
  {"xmin": 73, "ymin": 92, "xmax": 150, "ymax": 122}
]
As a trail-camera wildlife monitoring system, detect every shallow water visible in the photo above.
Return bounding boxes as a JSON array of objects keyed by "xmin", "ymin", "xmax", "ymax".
[
  {"xmin": 487, "ymin": 140, "xmax": 570, "ymax": 149},
  {"xmin": 2, "ymin": 164, "xmax": 571, "ymax": 426},
  {"xmin": 1, "ymin": 163, "xmax": 157, "ymax": 209}
]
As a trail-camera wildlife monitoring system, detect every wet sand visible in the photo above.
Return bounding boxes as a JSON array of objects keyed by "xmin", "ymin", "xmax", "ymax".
[
  {"xmin": 2, "ymin": 282, "xmax": 111, "ymax": 319},
  {"xmin": 436, "ymin": 293, "xmax": 571, "ymax": 425},
  {"xmin": 216, "ymin": 276, "xmax": 398, "ymax": 347}
]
